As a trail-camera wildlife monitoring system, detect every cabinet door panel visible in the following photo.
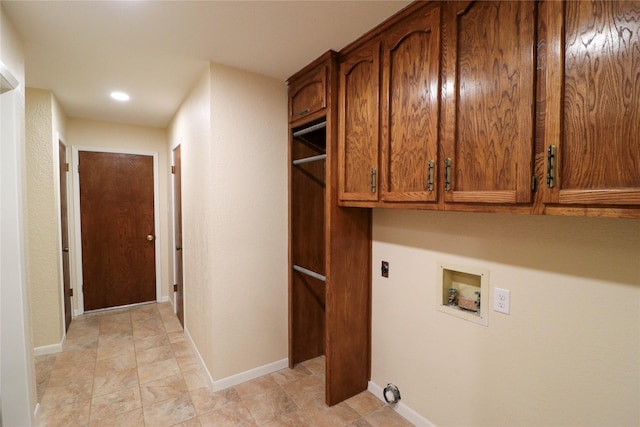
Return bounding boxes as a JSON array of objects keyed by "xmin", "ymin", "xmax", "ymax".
[
  {"xmin": 289, "ymin": 65, "xmax": 327, "ymax": 123},
  {"xmin": 442, "ymin": 1, "xmax": 535, "ymax": 204},
  {"xmin": 381, "ymin": 6, "xmax": 441, "ymax": 203},
  {"xmin": 338, "ymin": 42, "xmax": 380, "ymax": 202},
  {"xmin": 544, "ymin": 0, "xmax": 640, "ymax": 206}
]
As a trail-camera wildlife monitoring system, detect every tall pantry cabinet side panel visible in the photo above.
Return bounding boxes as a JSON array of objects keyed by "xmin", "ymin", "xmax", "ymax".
[{"xmin": 326, "ymin": 54, "xmax": 373, "ymax": 406}]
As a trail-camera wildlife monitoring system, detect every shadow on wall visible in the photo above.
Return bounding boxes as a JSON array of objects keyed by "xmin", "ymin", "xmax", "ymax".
[{"xmin": 372, "ymin": 209, "xmax": 640, "ymax": 287}]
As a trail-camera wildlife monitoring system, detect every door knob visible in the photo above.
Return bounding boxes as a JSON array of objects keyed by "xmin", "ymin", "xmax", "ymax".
[{"xmin": 146, "ymin": 234, "xmax": 155, "ymax": 241}]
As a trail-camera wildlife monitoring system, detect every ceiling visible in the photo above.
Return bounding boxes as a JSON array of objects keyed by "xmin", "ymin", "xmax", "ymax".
[{"xmin": 3, "ymin": 0, "xmax": 410, "ymax": 128}]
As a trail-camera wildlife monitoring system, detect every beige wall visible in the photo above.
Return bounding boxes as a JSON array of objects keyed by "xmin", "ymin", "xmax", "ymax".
[
  {"xmin": 66, "ymin": 118, "xmax": 171, "ymax": 311},
  {"xmin": 371, "ymin": 209, "xmax": 640, "ymax": 426},
  {"xmin": 25, "ymin": 88, "xmax": 67, "ymax": 348},
  {"xmin": 1, "ymin": 4, "xmax": 38, "ymax": 422},
  {"xmin": 168, "ymin": 63, "xmax": 288, "ymax": 381}
]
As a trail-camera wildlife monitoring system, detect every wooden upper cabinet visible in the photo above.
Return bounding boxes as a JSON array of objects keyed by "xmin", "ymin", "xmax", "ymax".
[
  {"xmin": 289, "ymin": 64, "xmax": 327, "ymax": 123},
  {"xmin": 338, "ymin": 40, "xmax": 381, "ymax": 202},
  {"xmin": 441, "ymin": 1, "xmax": 536, "ymax": 204},
  {"xmin": 380, "ymin": 6, "xmax": 441, "ymax": 203},
  {"xmin": 542, "ymin": 0, "xmax": 640, "ymax": 206}
]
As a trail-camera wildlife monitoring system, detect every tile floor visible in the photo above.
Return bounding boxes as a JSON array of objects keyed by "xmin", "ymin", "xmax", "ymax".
[{"xmin": 35, "ymin": 302, "xmax": 412, "ymax": 427}]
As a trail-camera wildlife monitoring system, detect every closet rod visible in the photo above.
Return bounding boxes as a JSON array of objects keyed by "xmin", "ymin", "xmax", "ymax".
[
  {"xmin": 293, "ymin": 265, "xmax": 326, "ymax": 282},
  {"xmin": 292, "ymin": 154, "xmax": 326, "ymax": 166},
  {"xmin": 292, "ymin": 121, "xmax": 327, "ymax": 138}
]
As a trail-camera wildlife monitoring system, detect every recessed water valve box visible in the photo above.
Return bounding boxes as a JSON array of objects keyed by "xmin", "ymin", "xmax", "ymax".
[{"xmin": 437, "ymin": 263, "xmax": 489, "ymax": 326}]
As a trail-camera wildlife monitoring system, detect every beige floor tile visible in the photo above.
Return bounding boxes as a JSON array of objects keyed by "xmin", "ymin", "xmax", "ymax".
[
  {"xmin": 243, "ymin": 387, "xmax": 298, "ymax": 425},
  {"xmin": 182, "ymin": 368, "xmax": 210, "ymax": 391},
  {"xmin": 299, "ymin": 356, "xmax": 325, "ymax": 376},
  {"xmin": 364, "ymin": 406, "xmax": 414, "ymax": 427},
  {"xmin": 53, "ymin": 348, "xmax": 97, "ymax": 368},
  {"xmin": 135, "ymin": 332, "xmax": 171, "ymax": 350},
  {"xmin": 190, "ymin": 386, "xmax": 240, "ymax": 416},
  {"xmin": 96, "ymin": 340, "xmax": 136, "ymax": 361},
  {"xmin": 47, "ymin": 361, "xmax": 95, "ymax": 389},
  {"xmin": 89, "ymin": 385, "xmax": 141, "ymax": 422},
  {"xmin": 234, "ymin": 375, "xmax": 279, "ymax": 399},
  {"xmin": 298, "ymin": 400, "xmax": 361, "ymax": 427},
  {"xmin": 168, "ymin": 330, "xmax": 187, "ymax": 344},
  {"xmin": 142, "ymin": 394, "xmax": 197, "ymax": 427},
  {"xmin": 93, "ymin": 356, "xmax": 138, "ymax": 397},
  {"xmin": 348, "ymin": 418, "xmax": 374, "ymax": 427},
  {"xmin": 344, "ymin": 391, "xmax": 385, "ymax": 417},
  {"xmin": 176, "ymin": 352, "xmax": 201, "ymax": 372},
  {"xmin": 269, "ymin": 365, "xmax": 312, "ymax": 386},
  {"xmin": 38, "ymin": 395, "xmax": 91, "ymax": 427},
  {"xmin": 172, "ymin": 418, "xmax": 202, "ymax": 427},
  {"xmin": 138, "ymin": 357, "xmax": 181, "ymax": 384},
  {"xmin": 140, "ymin": 373, "xmax": 189, "ymax": 406},
  {"xmin": 136, "ymin": 344, "xmax": 174, "ymax": 366},
  {"xmin": 89, "ymin": 408, "xmax": 145, "ymax": 427},
  {"xmin": 171, "ymin": 340, "xmax": 196, "ymax": 358},
  {"xmin": 281, "ymin": 374, "xmax": 325, "ymax": 409},
  {"xmin": 259, "ymin": 410, "xmax": 308, "ymax": 427},
  {"xmin": 41, "ymin": 381, "xmax": 94, "ymax": 406},
  {"xmin": 197, "ymin": 401, "xmax": 257, "ymax": 427}
]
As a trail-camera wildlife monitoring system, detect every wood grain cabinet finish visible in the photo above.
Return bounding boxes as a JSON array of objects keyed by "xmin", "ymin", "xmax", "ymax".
[
  {"xmin": 338, "ymin": 40, "xmax": 381, "ymax": 202},
  {"xmin": 380, "ymin": 6, "xmax": 441, "ymax": 203},
  {"xmin": 289, "ymin": 64, "xmax": 327, "ymax": 123},
  {"xmin": 541, "ymin": 0, "xmax": 640, "ymax": 207},
  {"xmin": 441, "ymin": 0, "xmax": 536, "ymax": 205},
  {"xmin": 288, "ymin": 51, "xmax": 372, "ymax": 406}
]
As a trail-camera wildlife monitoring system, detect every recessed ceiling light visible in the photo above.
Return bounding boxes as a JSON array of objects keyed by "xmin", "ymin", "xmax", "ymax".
[{"xmin": 110, "ymin": 91, "xmax": 130, "ymax": 102}]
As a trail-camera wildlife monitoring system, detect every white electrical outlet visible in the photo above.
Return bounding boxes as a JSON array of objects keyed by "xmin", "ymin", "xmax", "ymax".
[{"xmin": 493, "ymin": 288, "xmax": 510, "ymax": 314}]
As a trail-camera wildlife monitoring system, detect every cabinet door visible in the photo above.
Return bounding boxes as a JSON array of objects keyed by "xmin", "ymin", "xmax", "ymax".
[
  {"xmin": 441, "ymin": 1, "xmax": 536, "ymax": 204},
  {"xmin": 289, "ymin": 65, "xmax": 327, "ymax": 123},
  {"xmin": 380, "ymin": 6, "xmax": 441, "ymax": 203},
  {"xmin": 338, "ymin": 41, "xmax": 381, "ymax": 202},
  {"xmin": 542, "ymin": 0, "xmax": 640, "ymax": 206}
]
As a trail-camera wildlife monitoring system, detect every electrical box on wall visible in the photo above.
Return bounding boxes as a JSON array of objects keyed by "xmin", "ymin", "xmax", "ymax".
[{"xmin": 437, "ymin": 263, "xmax": 489, "ymax": 326}]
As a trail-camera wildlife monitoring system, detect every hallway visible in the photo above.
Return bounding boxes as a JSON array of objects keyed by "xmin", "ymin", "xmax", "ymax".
[{"xmin": 35, "ymin": 303, "xmax": 412, "ymax": 426}]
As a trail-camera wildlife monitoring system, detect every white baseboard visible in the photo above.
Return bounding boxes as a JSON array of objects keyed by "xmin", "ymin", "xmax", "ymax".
[
  {"xmin": 34, "ymin": 342, "xmax": 63, "ymax": 356},
  {"xmin": 158, "ymin": 295, "xmax": 169, "ymax": 303},
  {"xmin": 212, "ymin": 358, "xmax": 289, "ymax": 392},
  {"xmin": 182, "ymin": 326, "xmax": 288, "ymax": 392},
  {"xmin": 368, "ymin": 381, "xmax": 436, "ymax": 427}
]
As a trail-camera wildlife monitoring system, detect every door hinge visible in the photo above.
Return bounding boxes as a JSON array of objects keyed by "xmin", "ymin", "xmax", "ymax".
[
  {"xmin": 546, "ymin": 145, "xmax": 557, "ymax": 188},
  {"xmin": 171, "ymin": 165, "xmax": 175, "ymax": 174},
  {"xmin": 70, "ymin": 288, "xmax": 74, "ymax": 297},
  {"xmin": 65, "ymin": 162, "xmax": 70, "ymax": 172},
  {"xmin": 173, "ymin": 284, "xmax": 178, "ymax": 292}
]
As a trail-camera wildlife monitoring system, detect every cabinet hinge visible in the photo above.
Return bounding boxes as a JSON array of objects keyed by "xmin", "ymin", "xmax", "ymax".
[
  {"xmin": 444, "ymin": 158, "xmax": 452, "ymax": 191},
  {"xmin": 370, "ymin": 168, "xmax": 377, "ymax": 193},
  {"xmin": 171, "ymin": 165, "xmax": 175, "ymax": 174},
  {"xmin": 546, "ymin": 145, "xmax": 557, "ymax": 188},
  {"xmin": 65, "ymin": 162, "xmax": 69, "ymax": 172},
  {"xmin": 173, "ymin": 284, "xmax": 178, "ymax": 292}
]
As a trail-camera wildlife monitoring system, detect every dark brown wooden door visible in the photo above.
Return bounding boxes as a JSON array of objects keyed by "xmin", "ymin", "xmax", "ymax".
[
  {"xmin": 380, "ymin": 5, "xmax": 441, "ymax": 203},
  {"xmin": 173, "ymin": 146, "xmax": 184, "ymax": 326},
  {"xmin": 79, "ymin": 151, "xmax": 156, "ymax": 311},
  {"xmin": 441, "ymin": 0, "xmax": 536, "ymax": 204},
  {"xmin": 338, "ymin": 40, "xmax": 381, "ymax": 202},
  {"xmin": 542, "ymin": 0, "xmax": 640, "ymax": 206},
  {"xmin": 59, "ymin": 142, "xmax": 72, "ymax": 331}
]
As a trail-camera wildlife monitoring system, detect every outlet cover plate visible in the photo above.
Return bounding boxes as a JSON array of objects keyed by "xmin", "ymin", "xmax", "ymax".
[{"xmin": 493, "ymin": 288, "xmax": 510, "ymax": 314}]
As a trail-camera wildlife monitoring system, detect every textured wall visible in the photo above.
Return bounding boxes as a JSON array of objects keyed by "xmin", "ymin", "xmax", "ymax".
[
  {"xmin": 168, "ymin": 63, "xmax": 288, "ymax": 381},
  {"xmin": 371, "ymin": 209, "xmax": 640, "ymax": 426},
  {"xmin": 25, "ymin": 88, "xmax": 64, "ymax": 348}
]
